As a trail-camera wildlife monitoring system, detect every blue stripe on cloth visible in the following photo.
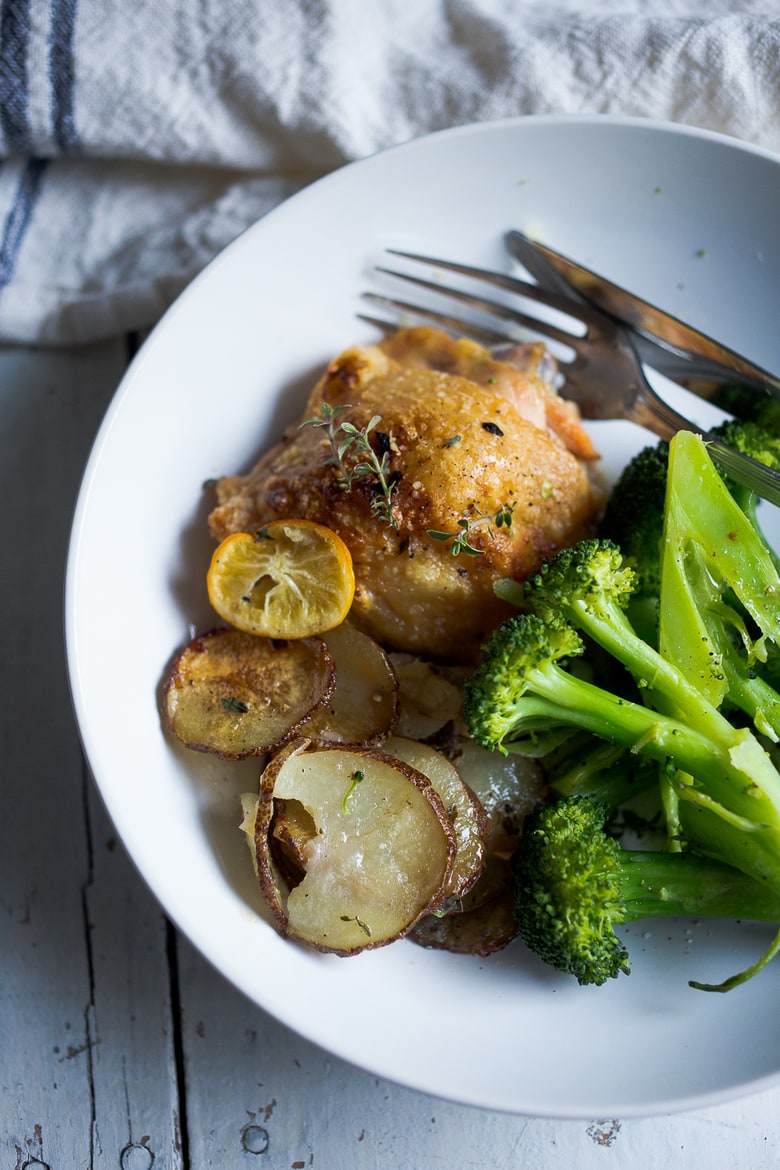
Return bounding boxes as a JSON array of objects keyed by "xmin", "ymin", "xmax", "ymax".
[
  {"xmin": 50, "ymin": 0, "xmax": 78, "ymax": 152},
  {"xmin": 0, "ymin": 157, "xmax": 48, "ymax": 289},
  {"xmin": 0, "ymin": 0, "xmax": 33, "ymax": 152}
]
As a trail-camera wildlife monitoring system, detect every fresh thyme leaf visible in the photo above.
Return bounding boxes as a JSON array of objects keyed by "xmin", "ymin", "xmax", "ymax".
[
  {"xmin": 221, "ymin": 696, "xmax": 249, "ymax": 715},
  {"xmin": 426, "ymin": 501, "xmax": 517, "ymax": 557},
  {"xmin": 299, "ymin": 403, "xmax": 399, "ymax": 528},
  {"xmin": 451, "ymin": 540, "xmax": 485, "ymax": 557},
  {"xmin": 342, "ymin": 769, "xmax": 365, "ymax": 811},
  {"xmin": 339, "ymin": 914, "xmax": 372, "ymax": 937}
]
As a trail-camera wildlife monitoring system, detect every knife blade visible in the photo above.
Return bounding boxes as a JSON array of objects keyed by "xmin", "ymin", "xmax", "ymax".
[{"xmin": 506, "ymin": 229, "xmax": 780, "ymax": 416}]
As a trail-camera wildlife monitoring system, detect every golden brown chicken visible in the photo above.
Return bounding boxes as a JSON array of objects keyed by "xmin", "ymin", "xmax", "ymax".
[{"xmin": 209, "ymin": 327, "xmax": 604, "ymax": 661}]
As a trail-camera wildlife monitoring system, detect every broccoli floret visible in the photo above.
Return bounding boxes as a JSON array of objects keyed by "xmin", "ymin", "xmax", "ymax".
[
  {"xmin": 600, "ymin": 440, "xmax": 669, "ymax": 600},
  {"xmin": 513, "ymin": 794, "xmax": 780, "ymax": 989},
  {"xmin": 519, "ymin": 536, "xmax": 739, "ymax": 742},
  {"xmin": 709, "ymin": 384, "xmax": 780, "ymax": 437},
  {"xmin": 708, "ymin": 418, "xmax": 780, "ymax": 571}
]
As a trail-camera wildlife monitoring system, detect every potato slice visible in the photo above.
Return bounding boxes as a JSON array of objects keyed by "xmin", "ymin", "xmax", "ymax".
[
  {"xmin": 403, "ymin": 738, "xmax": 544, "ymax": 956},
  {"xmin": 409, "ymin": 881, "xmax": 518, "ymax": 956},
  {"xmin": 255, "ymin": 740, "xmax": 456, "ymax": 954},
  {"xmin": 438, "ymin": 734, "xmax": 546, "ymax": 858},
  {"xmin": 410, "ymin": 854, "xmax": 519, "ymax": 956},
  {"xmin": 383, "ymin": 736, "xmax": 489, "ymax": 901},
  {"xmin": 389, "ymin": 653, "xmax": 463, "ymax": 740},
  {"xmin": 301, "ymin": 623, "xmax": 399, "ymax": 744},
  {"xmin": 164, "ymin": 628, "xmax": 335, "ymax": 758},
  {"xmin": 239, "ymin": 792, "xmax": 261, "ymax": 877}
]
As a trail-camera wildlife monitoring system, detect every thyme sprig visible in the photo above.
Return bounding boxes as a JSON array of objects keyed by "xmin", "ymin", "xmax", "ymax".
[
  {"xmin": 301, "ymin": 403, "xmax": 399, "ymax": 528},
  {"xmin": 427, "ymin": 500, "xmax": 516, "ymax": 557},
  {"xmin": 342, "ymin": 769, "xmax": 365, "ymax": 812}
]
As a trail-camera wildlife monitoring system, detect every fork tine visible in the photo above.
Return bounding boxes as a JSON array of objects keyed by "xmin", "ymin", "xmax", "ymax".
[
  {"xmin": 386, "ymin": 248, "xmax": 600, "ymax": 324},
  {"xmin": 373, "ymin": 264, "xmax": 584, "ymax": 351},
  {"xmin": 359, "ymin": 296, "xmax": 512, "ymax": 347}
]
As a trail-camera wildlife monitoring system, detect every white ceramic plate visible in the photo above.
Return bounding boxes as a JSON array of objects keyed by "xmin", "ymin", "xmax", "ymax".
[{"xmin": 66, "ymin": 115, "xmax": 780, "ymax": 1119}]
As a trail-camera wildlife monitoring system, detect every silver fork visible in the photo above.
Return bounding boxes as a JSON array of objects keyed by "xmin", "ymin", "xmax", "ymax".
[{"xmin": 362, "ymin": 250, "xmax": 780, "ymax": 507}]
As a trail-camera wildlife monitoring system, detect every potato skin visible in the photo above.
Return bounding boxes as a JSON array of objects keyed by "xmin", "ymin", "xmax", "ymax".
[
  {"xmin": 163, "ymin": 628, "xmax": 335, "ymax": 758},
  {"xmin": 254, "ymin": 739, "xmax": 457, "ymax": 955},
  {"xmin": 210, "ymin": 328, "xmax": 604, "ymax": 662}
]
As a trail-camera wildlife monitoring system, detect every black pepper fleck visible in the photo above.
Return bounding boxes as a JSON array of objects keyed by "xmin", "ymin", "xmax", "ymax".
[{"xmin": 482, "ymin": 421, "xmax": 504, "ymax": 437}]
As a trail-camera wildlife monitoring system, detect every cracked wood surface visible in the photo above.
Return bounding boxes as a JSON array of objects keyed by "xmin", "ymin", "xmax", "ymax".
[{"xmin": 2, "ymin": 340, "xmax": 780, "ymax": 1168}]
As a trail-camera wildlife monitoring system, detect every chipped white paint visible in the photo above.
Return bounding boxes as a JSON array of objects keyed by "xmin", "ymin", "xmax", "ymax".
[{"xmin": 3, "ymin": 340, "xmax": 780, "ymax": 1168}]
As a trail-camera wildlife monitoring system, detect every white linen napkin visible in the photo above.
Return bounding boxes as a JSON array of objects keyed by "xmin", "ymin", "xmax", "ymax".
[{"xmin": 1, "ymin": 0, "xmax": 779, "ymax": 345}]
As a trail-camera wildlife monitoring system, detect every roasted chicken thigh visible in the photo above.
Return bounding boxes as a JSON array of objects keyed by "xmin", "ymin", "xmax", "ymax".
[{"xmin": 209, "ymin": 327, "xmax": 604, "ymax": 661}]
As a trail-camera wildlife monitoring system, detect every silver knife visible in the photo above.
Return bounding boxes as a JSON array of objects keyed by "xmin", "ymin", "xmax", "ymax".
[{"xmin": 505, "ymin": 229, "xmax": 780, "ymax": 415}]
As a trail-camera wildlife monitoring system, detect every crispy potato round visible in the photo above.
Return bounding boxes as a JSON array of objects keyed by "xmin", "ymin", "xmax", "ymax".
[
  {"xmin": 445, "ymin": 736, "xmax": 547, "ymax": 858},
  {"xmin": 254, "ymin": 740, "xmax": 456, "ymax": 954},
  {"xmin": 389, "ymin": 653, "xmax": 464, "ymax": 740},
  {"xmin": 402, "ymin": 737, "xmax": 545, "ymax": 955},
  {"xmin": 383, "ymin": 736, "xmax": 490, "ymax": 901},
  {"xmin": 164, "ymin": 628, "xmax": 335, "ymax": 758},
  {"xmin": 409, "ymin": 881, "xmax": 518, "ymax": 956},
  {"xmin": 301, "ymin": 623, "xmax": 399, "ymax": 744}
]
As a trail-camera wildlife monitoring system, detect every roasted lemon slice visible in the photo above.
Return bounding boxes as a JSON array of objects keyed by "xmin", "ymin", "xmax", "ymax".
[{"xmin": 207, "ymin": 521, "xmax": 355, "ymax": 639}]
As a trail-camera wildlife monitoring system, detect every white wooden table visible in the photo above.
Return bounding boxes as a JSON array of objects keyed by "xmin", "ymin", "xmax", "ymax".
[{"xmin": 3, "ymin": 336, "xmax": 780, "ymax": 1168}]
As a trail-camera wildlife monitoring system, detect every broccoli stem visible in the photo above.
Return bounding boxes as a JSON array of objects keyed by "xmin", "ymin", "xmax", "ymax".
[
  {"xmin": 513, "ymin": 794, "xmax": 780, "ymax": 989},
  {"xmin": 540, "ymin": 731, "xmax": 658, "ymax": 807},
  {"xmin": 660, "ymin": 534, "xmax": 780, "ymax": 731},
  {"xmin": 495, "ymin": 643, "xmax": 780, "ymax": 893},
  {"xmin": 617, "ymin": 849, "xmax": 780, "ymax": 921},
  {"xmin": 526, "ymin": 542, "xmax": 745, "ymax": 747},
  {"xmin": 660, "ymin": 432, "xmax": 780, "ymax": 738}
]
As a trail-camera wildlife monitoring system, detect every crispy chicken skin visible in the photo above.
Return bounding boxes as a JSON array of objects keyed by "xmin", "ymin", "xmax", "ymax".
[{"xmin": 209, "ymin": 327, "xmax": 604, "ymax": 662}]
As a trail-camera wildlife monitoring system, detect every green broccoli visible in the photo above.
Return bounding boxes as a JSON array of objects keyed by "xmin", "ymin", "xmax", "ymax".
[
  {"xmin": 660, "ymin": 430, "xmax": 780, "ymax": 739},
  {"xmin": 513, "ymin": 794, "xmax": 780, "ymax": 989},
  {"xmin": 709, "ymin": 418, "xmax": 780, "ymax": 558},
  {"xmin": 515, "ymin": 536, "xmax": 753, "ymax": 741},
  {"xmin": 708, "ymin": 384, "xmax": 780, "ymax": 440},
  {"xmin": 600, "ymin": 439, "xmax": 668, "ymax": 603},
  {"xmin": 540, "ymin": 728, "xmax": 658, "ymax": 809},
  {"xmin": 466, "ymin": 523, "xmax": 780, "ymax": 893},
  {"xmin": 499, "ymin": 424, "xmax": 780, "ymax": 735},
  {"xmin": 464, "ymin": 608, "xmax": 780, "ymax": 889}
]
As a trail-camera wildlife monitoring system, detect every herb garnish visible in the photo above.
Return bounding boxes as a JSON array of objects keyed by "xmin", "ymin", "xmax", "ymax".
[
  {"xmin": 300, "ymin": 403, "xmax": 399, "ymax": 528},
  {"xmin": 342, "ymin": 769, "xmax": 365, "ymax": 811},
  {"xmin": 340, "ymin": 914, "xmax": 372, "ymax": 937},
  {"xmin": 221, "ymin": 696, "xmax": 249, "ymax": 715},
  {"xmin": 427, "ymin": 501, "xmax": 516, "ymax": 557}
]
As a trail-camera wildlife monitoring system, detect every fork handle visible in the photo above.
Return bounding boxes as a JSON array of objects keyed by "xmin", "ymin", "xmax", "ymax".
[{"xmin": 632, "ymin": 386, "xmax": 780, "ymax": 508}]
